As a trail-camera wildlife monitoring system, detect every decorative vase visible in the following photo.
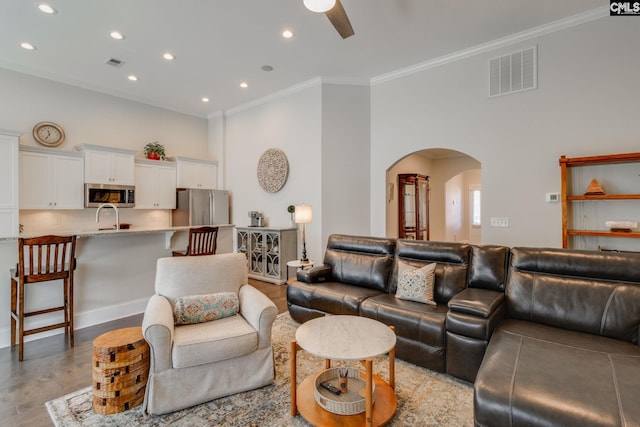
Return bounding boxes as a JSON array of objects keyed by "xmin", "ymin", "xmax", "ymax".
[{"xmin": 147, "ymin": 152, "xmax": 160, "ymax": 160}]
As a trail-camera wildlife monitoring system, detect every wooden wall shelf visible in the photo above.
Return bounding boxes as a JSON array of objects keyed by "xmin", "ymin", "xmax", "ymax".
[{"xmin": 560, "ymin": 152, "xmax": 640, "ymax": 249}]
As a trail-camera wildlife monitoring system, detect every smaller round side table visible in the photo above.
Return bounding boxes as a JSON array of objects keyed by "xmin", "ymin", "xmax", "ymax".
[
  {"xmin": 92, "ymin": 327, "xmax": 150, "ymax": 414},
  {"xmin": 286, "ymin": 260, "xmax": 315, "ymax": 281}
]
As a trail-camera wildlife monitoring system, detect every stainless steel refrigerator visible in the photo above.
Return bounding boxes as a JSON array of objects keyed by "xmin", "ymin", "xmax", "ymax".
[{"xmin": 172, "ymin": 189, "xmax": 229, "ymax": 226}]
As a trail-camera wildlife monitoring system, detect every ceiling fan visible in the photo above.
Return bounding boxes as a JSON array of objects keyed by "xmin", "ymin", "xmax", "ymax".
[{"xmin": 304, "ymin": 0, "xmax": 354, "ymax": 39}]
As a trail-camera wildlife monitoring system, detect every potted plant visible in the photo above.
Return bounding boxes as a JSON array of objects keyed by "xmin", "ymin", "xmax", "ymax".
[
  {"xmin": 143, "ymin": 141, "xmax": 167, "ymax": 161},
  {"xmin": 287, "ymin": 205, "xmax": 295, "ymax": 226}
]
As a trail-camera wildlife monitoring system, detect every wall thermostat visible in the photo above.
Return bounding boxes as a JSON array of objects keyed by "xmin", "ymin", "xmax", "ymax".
[{"xmin": 546, "ymin": 192, "xmax": 560, "ymax": 203}]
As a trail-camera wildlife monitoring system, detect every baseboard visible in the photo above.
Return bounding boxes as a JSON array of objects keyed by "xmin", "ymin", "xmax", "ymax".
[{"xmin": 0, "ymin": 297, "xmax": 148, "ymax": 349}]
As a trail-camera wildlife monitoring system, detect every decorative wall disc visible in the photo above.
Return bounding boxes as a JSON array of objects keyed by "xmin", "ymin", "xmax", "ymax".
[{"xmin": 257, "ymin": 148, "xmax": 289, "ymax": 193}]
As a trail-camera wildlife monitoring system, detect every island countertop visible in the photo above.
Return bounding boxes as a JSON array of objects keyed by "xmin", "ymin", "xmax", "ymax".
[{"xmin": 0, "ymin": 223, "xmax": 235, "ymax": 241}]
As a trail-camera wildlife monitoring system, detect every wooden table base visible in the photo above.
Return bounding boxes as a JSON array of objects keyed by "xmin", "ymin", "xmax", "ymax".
[
  {"xmin": 291, "ymin": 336, "xmax": 397, "ymax": 427},
  {"xmin": 296, "ymin": 371, "xmax": 397, "ymax": 427}
]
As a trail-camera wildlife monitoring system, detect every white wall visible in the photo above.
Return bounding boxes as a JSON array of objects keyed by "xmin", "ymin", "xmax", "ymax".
[
  {"xmin": 221, "ymin": 81, "xmax": 371, "ymax": 262},
  {"xmin": 321, "ymin": 84, "xmax": 371, "ymax": 245},
  {"xmin": 371, "ymin": 16, "xmax": 640, "ymax": 248},
  {"xmin": 223, "ymin": 83, "xmax": 323, "ymax": 261},
  {"xmin": 444, "ymin": 173, "xmax": 463, "ymax": 242},
  {"xmin": 0, "ymin": 68, "xmax": 208, "ymax": 157}
]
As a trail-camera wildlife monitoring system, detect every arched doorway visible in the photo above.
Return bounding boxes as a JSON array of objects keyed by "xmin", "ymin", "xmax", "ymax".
[{"xmin": 386, "ymin": 148, "xmax": 481, "ymax": 242}]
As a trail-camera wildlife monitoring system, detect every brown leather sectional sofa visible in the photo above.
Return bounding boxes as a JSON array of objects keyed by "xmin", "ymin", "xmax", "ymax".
[{"xmin": 286, "ymin": 234, "xmax": 640, "ymax": 426}]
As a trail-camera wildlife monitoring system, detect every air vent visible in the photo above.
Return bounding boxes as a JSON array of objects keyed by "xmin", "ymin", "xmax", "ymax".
[
  {"xmin": 488, "ymin": 46, "xmax": 537, "ymax": 98},
  {"xmin": 105, "ymin": 58, "xmax": 125, "ymax": 68}
]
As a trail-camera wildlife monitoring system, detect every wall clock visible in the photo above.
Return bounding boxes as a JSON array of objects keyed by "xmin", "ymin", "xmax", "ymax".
[
  {"xmin": 257, "ymin": 148, "xmax": 289, "ymax": 193},
  {"xmin": 33, "ymin": 121, "xmax": 65, "ymax": 147}
]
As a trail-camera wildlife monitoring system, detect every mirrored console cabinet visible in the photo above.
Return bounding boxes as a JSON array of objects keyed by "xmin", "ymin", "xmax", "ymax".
[{"xmin": 236, "ymin": 227, "xmax": 297, "ymax": 284}]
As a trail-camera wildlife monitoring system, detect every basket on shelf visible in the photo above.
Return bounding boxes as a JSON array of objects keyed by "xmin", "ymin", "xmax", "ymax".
[{"xmin": 313, "ymin": 367, "xmax": 375, "ymax": 415}]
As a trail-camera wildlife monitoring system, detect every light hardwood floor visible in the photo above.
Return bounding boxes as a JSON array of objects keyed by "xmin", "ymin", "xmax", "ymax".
[{"xmin": 0, "ymin": 279, "xmax": 287, "ymax": 427}]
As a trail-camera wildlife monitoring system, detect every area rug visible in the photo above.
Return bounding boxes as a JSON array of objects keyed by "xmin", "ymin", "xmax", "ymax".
[{"xmin": 47, "ymin": 312, "xmax": 473, "ymax": 426}]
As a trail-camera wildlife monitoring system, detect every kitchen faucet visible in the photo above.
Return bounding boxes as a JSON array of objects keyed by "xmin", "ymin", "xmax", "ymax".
[{"xmin": 96, "ymin": 203, "xmax": 120, "ymax": 230}]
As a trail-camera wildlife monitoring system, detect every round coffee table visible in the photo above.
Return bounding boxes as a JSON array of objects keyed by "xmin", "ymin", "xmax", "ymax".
[{"xmin": 290, "ymin": 315, "xmax": 397, "ymax": 427}]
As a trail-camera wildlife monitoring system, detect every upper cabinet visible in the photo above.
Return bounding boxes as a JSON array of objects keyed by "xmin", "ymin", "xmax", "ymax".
[
  {"xmin": 20, "ymin": 146, "xmax": 84, "ymax": 209},
  {"xmin": 135, "ymin": 160, "xmax": 176, "ymax": 209},
  {"xmin": 175, "ymin": 157, "xmax": 218, "ymax": 189},
  {"xmin": 0, "ymin": 129, "xmax": 20, "ymax": 237},
  {"xmin": 75, "ymin": 144, "xmax": 136, "ymax": 185}
]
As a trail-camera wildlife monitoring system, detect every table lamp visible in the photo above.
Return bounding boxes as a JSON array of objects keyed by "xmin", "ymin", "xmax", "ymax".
[{"xmin": 295, "ymin": 204, "xmax": 312, "ymax": 262}]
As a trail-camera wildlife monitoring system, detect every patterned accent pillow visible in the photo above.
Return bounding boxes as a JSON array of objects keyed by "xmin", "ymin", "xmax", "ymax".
[
  {"xmin": 173, "ymin": 292, "xmax": 239, "ymax": 325},
  {"xmin": 395, "ymin": 261, "xmax": 437, "ymax": 305}
]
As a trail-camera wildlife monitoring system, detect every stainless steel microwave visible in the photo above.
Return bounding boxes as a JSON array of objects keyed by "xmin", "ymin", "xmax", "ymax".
[{"xmin": 85, "ymin": 184, "xmax": 135, "ymax": 208}]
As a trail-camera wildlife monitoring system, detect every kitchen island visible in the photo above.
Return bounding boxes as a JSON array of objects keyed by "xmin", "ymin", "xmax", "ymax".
[{"xmin": 0, "ymin": 224, "xmax": 234, "ymax": 349}]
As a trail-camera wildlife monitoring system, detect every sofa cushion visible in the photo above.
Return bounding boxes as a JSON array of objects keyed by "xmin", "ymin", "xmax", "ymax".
[
  {"xmin": 360, "ymin": 294, "xmax": 449, "ymax": 371},
  {"xmin": 395, "ymin": 261, "xmax": 436, "ymax": 305},
  {"xmin": 287, "ymin": 280, "xmax": 384, "ymax": 316},
  {"xmin": 468, "ymin": 245, "xmax": 509, "ymax": 291},
  {"xmin": 323, "ymin": 234, "xmax": 396, "ymax": 292},
  {"xmin": 173, "ymin": 292, "xmax": 239, "ymax": 325},
  {"xmin": 508, "ymin": 247, "xmax": 640, "ymax": 344},
  {"xmin": 390, "ymin": 240, "xmax": 471, "ymax": 304},
  {"xmin": 172, "ymin": 314, "xmax": 257, "ymax": 368},
  {"xmin": 475, "ymin": 319, "xmax": 640, "ymax": 427}
]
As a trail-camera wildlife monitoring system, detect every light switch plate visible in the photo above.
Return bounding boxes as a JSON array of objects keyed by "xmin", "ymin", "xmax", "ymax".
[{"xmin": 490, "ymin": 217, "xmax": 510, "ymax": 227}]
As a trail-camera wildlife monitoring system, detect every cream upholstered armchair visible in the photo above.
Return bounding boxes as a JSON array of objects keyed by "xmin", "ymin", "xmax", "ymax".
[{"xmin": 142, "ymin": 253, "xmax": 278, "ymax": 415}]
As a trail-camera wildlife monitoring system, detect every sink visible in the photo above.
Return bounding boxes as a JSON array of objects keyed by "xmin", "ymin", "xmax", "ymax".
[{"xmin": 96, "ymin": 224, "xmax": 131, "ymax": 231}]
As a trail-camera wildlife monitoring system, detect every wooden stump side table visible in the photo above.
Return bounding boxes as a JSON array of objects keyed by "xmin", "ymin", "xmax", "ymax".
[{"xmin": 92, "ymin": 327, "xmax": 150, "ymax": 414}]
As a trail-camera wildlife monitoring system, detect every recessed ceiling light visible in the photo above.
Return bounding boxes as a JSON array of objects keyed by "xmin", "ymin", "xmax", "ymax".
[
  {"xmin": 38, "ymin": 4, "xmax": 57, "ymax": 14},
  {"xmin": 128, "ymin": 75, "xmax": 138, "ymax": 81},
  {"xmin": 282, "ymin": 29, "xmax": 294, "ymax": 38},
  {"xmin": 20, "ymin": 42, "xmax": 36, "ymax": 50},
  {"xmin": 110, "ymin": 31, "xmax": 124, "ymax": 40},
  {"xmin": 201, "ymin": 97, "xmax": 210, "ymax": 103},
  {"xmin": 162, "ymin": 52, "xmax": 175, "ymax": 61},
  {"xmin": 240, "ymin": 82, "xmax": 248, "ymax": 89}
]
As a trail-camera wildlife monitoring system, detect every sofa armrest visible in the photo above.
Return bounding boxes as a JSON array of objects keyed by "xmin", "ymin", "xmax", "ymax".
[
  {"xmin": 297, "ymin": 265, "xmax": 333, "ymax": 283},
  {"xmin": 448, "ymin": 288, "xmax": 504, "ymax": 318},
  {"xmin": 142, "ymin": 294, "xmax": 175, "ymax": 373},
  {"xmin": 239, "ymin": 284, "xmax": 278, "ymax": 349}
]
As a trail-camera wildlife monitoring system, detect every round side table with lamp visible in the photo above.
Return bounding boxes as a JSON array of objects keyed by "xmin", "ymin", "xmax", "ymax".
[{"xmin": 286, "ymin": 260, "xmax": 315, "ymax": 282}]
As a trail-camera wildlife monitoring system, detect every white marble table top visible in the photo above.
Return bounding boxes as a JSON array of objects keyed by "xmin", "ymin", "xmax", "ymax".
[{"xmin": 295, "ymin": 315, "xmax": 396, "ymax": 361}]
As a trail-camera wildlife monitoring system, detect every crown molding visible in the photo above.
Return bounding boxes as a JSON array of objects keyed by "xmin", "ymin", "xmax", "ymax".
[
  {"xmin": 225, "ymin": 77, "xmax": 323, "ymax": 116},
  {"xmin": 207, "ymin": 110, "xmax": 225, "ymax": 120},
  {"xmin": 371, "ymin": 6, "xmax": 608, "ymax": 86}
]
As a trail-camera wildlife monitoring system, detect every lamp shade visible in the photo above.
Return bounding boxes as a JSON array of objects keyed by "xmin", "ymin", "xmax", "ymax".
[
  {"xmin": 303, "ymin": 0, "xmax": 336, "ymax": 13},
  {"xmin": 295, "ymin": 204, "xmax": 313, "ymax": 224}
]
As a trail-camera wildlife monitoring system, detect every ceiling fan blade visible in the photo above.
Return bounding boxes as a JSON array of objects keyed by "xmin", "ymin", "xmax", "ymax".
[{"xmin": 325, "ymin": 0, "xmax": 354, "ymax": 39}]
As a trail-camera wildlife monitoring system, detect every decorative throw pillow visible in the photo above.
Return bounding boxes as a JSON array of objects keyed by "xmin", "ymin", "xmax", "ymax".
[
  {"xmin": 173, "ymin": 292, "xmax": 239, "ymax": 325},
  {"xmin": 395, "ymin": 261, "xmax": 437, "ymax": 305}
]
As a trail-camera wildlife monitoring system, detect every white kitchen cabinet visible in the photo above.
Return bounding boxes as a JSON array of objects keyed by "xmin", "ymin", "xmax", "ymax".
[
  {"xmin": 175, "ymin": 157, "xmax": 218, "ymax": 189},
  {"xmin": 0, "ymin": 129, "xmax": 20, "ymax": 237},
  {"xmin": 20, "ymin": 146, "xmax": 84, "ymax": 210},
  {"xmin": 135, "ymin": 160, "xmax": 177, "ymax": 209},
  {"xmin": 76, "ymin": 144, "xmax": 136, "ymax": 185}
]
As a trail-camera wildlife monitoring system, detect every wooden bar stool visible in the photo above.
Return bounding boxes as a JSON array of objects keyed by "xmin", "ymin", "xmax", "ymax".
[
  {"xmin": 172, "ymin": 226, "xmax": 218, "ymax": 256},
  {"xmin": 10, "ymin": 235, "xmax": 77, "ymax": 361}
]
